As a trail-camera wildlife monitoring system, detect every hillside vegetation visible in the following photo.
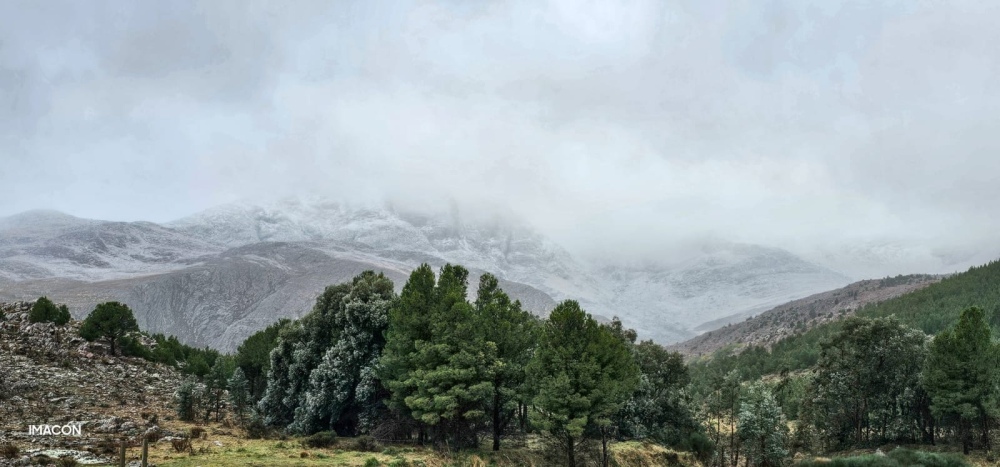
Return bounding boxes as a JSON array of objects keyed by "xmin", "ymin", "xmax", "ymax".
[
  {"xmin": 689, "ymin": 261, "xmax": 1000, "ymax": 381},
  {"xmin": 687, "ymin": 259, "xmax": 1000, "ymax": 463},
  {"xmin": 671, "ymin": 274, "xmax": 941, "ymax": 357}
]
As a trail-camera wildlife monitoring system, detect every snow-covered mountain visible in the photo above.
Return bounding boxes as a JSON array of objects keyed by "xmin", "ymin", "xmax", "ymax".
[
  {"xmin": 0, "ymin": 198, "xmax": 853, "ymax": 349},
  {"xmin": 0, "ymin": 210, "xmax": 221, "ymax": 282}
]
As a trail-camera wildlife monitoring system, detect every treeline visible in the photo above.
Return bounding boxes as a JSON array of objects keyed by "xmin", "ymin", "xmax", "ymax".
[
  {"xmin": 698, "ymin": 308, "xmax": 999, "ymax": 463},
  {"xmin": 686, "ymin": 259, "xmax": 1000, "ymax": 464},
  {"xmin": 223, "ymin": 265, "xmax": 707, "ymax": 466},
  {"xmin": 691, "ymin": 260, "xmax": 1000, "ymax": 382}
]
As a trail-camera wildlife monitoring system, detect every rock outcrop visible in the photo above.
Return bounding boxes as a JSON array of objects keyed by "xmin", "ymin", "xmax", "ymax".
[{"xmin": 0, "ymin": 301, "xmax": 183, "ymax": 466}]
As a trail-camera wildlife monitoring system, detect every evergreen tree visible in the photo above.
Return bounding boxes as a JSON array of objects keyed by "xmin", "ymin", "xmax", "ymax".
[
  {"xmin": 228, "ymin": 367, "xmax": 251, "ymax": 424},
  {"xmin": 812, "ymin": 317, "xmax": 928, "ymax": 449},
  {"xmin": 922, "ymin": 306, "xmax": 1000, "ymax": 454},
  {"xmin": 236, "ymin": 318, "xmax": 291, "ymax": 401},
  {"xmin": 706, "ymin": 369, "xmax": 743, "ymax": 467},
  {"xmin": 175, "ymin": 377, "xmax": 199, "ymax": 422},
  {"xmin": 474, "ymin": 273, "xmax": 538, "ymax": 451},
  {"xmin": 28, "ymin": 297, "xmax": 70, "ymax": 325},
  {"xmin": 79, "ymin": 301, "xmax": 139, "ymax": 355},
  {"xmin": 738, "ymin": 383, "xmax": 788, "ymax": 467},
  {"xmin": 258, "ymin": 322, "xmax": 305, "ymax": 427},
  {"xmin": 527, "ymin": 300, "xmax": 640, "ymax": 467},
  {"xmin": 205, "ymin": 357, "xmax": 232, "ymax": 422},
  {"xmin": 292, "ymin": 271, "xmax": 395, "ymax": 435},
  {"xmin": 616, "ymin": 340, "xmax": 700, "ymax": 448},
  {"xmin": 396, "ymin": 264, "xmax": 492, "ymax": 448},
  {"xmin": 380, "ymin": 263, "xmax": 440, "ymax": 440}
]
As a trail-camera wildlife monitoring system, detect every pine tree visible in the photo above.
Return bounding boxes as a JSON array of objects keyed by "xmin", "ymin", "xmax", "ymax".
[
  {"xmin": 923, "ymin": 306, "xmax": 1000, "ymax": 454},
  {"xmin": 206, "ymin": 358, "xmax": 232, "ymax": 422},
  {"xmin": 396, "ymin": 264, "xmax": 492, "ymax": 448},
  {"xmin": 527, "ymin": 300, "xmax": 640, "ymax": 467},
  {"xmin": 228, "ymin": 367, "xmax": 251, "ymax": 424},
  {"xmin": 175, "ymin": 377, "xmax": 199, "ymax": 422},
  {"xmin": 474, "ymin": 273, "xmax": 538, "ymax": 451},
  {"xmin": 738, "ymin": 383, "xmax": 788, "ymax": 467},
  {"xmin": 380, "ymin": 263, "xmax": 438, "ymax": 440},
  {"xmin": 236, "ymin": 318, "xmax": 292, "ymax": 401},
  {"xmin": 79, "ymin": 301, "xmax": 139, "ymax": 355}
]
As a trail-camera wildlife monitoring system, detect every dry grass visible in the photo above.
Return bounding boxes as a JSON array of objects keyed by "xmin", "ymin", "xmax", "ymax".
[{"xmin": 137, "ymin": 420, "xmax": 698, "ymax": 467}]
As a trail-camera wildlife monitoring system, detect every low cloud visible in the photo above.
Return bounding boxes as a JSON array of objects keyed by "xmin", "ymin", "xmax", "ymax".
[{"xmin": 2, "ymin": 0, "xmax": 998, "ymax": 273}]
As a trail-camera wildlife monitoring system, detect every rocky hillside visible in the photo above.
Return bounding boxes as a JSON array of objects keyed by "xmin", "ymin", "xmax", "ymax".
[
  {"xmin": 669, "ymin": 274, "xmax": 943, "ymax": 358},
  {"xmin": 0, "ymin": 301, "xmax": 184, "ymax": 466}
]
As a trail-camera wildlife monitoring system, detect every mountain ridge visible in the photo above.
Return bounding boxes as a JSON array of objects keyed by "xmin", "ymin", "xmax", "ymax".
[{"xmin": 0, "ymin": 199, "xmax": 855, "ymax": 350}]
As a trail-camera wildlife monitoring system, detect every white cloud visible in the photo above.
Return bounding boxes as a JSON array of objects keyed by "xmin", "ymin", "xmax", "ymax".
[{"xmin": 1, "ymin": 0, "xmax": 998, "ymax": 272}]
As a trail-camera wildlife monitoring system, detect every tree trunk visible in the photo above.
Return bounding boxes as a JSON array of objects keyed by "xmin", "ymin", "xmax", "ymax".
[
  {"xmin": 962, "ymin": 419, "xmax": 970, "ymax": 455},
  {"xmin": 492, "ymin": 389, "xmax": 502, "ymax": 451},
  {"xmin": 567, "ymin": 435, "xmax": 576, "ymax": 467},
  {"xmin": 602, "ymin": 427, "xmax": 610, "ymax": 467}
]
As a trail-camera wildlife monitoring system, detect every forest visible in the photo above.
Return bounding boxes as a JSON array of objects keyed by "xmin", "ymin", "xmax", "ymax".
[{"xmin": 43, "ymin": 259, "xmax": 1000, "ymax": 467}]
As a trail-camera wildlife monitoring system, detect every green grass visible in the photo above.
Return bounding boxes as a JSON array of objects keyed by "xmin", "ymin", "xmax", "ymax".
[{"xmin": 796, "ymin": 448, "xmax": 969, "ymax": 467}]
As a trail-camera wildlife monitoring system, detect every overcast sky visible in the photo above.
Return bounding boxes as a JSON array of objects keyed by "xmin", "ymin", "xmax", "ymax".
[{"xmin": 2, "ymin": 0, "xmax": 998, "ymax": 267}]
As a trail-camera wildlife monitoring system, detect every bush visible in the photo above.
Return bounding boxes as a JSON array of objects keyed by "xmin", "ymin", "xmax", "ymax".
[
  {"xmin": 29, "ymin": 297, "xmax": 70, "ymax": 325},
  {"xmin": 354, "ymin": 435, "xmax": 380, "ymax": 452},
  {"xmin": 0, "ymin": 443, "xmax": 18, "ymax": 459},
  {"xmin": 302, "ymin": 431, "xmax": 337, "ymax": 449},
  {"xmin": 120, "ymin": 336, "xmax": 151, "ymax": 358},
  {"xmin": 685, "ymin": 431, "xmax": 716, "ymax": 465}
]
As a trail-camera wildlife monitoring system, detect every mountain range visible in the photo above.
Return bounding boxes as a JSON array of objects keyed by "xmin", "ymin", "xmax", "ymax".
[{"xmin": 0, "ymin": 197, "xmax": 944, "ymax": 352}]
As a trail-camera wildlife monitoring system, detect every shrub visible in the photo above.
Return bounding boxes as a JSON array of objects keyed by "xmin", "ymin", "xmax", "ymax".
[
  {"xmin": 354, "ymin": 435, "xmax": 380, "ymax": 452},
  {"xmin": 190, "ymin": 426, "xmax": 205, "ymax": 439},
  {"xmin": 302, "ymin": 431, "xmax": 337, "ymax": 449},
  {"xmin": 685, "ymin": 431, "xmax": 715, "ymax": 465},
  {"xmin": 29, "ymin": 297, "xmax": 70, "ymax": 325},
  {"xmin": 170, "ymin": 438, "xmax": 192, "ymax": 453},
  {"xmin": 244, "ymin": 411, "xmax": 270, "ymax": 439},
  {"xmin": 0, "ymin": 443, "xmax": 18, "ymax": 459},
  {"xmin": 120, "ymin": 336, "xmax": 151, "ymax": 358}
]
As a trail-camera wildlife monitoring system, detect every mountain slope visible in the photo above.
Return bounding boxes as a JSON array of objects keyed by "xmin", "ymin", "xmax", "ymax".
[
  {"xmin": 0, "ymin": 199, "xmax": 853, "ymax": 349},
  {"xmin": 670, "ymin": 274, "xmax": 942, "ymax": 357},
  {"xmin": 688, "ymin": 259, "xmax": 1000, "ymax": 381},
  {"xmin": 0, "ymin": 210, "xmax": 221, "ymax": 282},
  {"xmin": 166, "ymin": 199, "xmax": 850, "ymax": 343},
  {"xmin": 0, "ymin": 242, "xmax": 557, "ymax": 352}
]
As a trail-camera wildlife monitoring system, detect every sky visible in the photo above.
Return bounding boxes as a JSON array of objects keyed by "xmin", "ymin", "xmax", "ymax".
[{"xmin": 1, "ymin": 0, "xmax": 999, "ymax": 271}]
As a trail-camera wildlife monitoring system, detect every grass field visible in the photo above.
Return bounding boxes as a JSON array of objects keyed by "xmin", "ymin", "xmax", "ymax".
[{"xmin": 133, "ymin": 420, "xmax": 699, "ymax": 467}]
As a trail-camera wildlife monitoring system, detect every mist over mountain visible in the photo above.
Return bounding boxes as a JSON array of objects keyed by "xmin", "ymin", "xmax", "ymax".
[{"xmin": 0, "ymin": 197, "xmax": 861, "ymax": 351}]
